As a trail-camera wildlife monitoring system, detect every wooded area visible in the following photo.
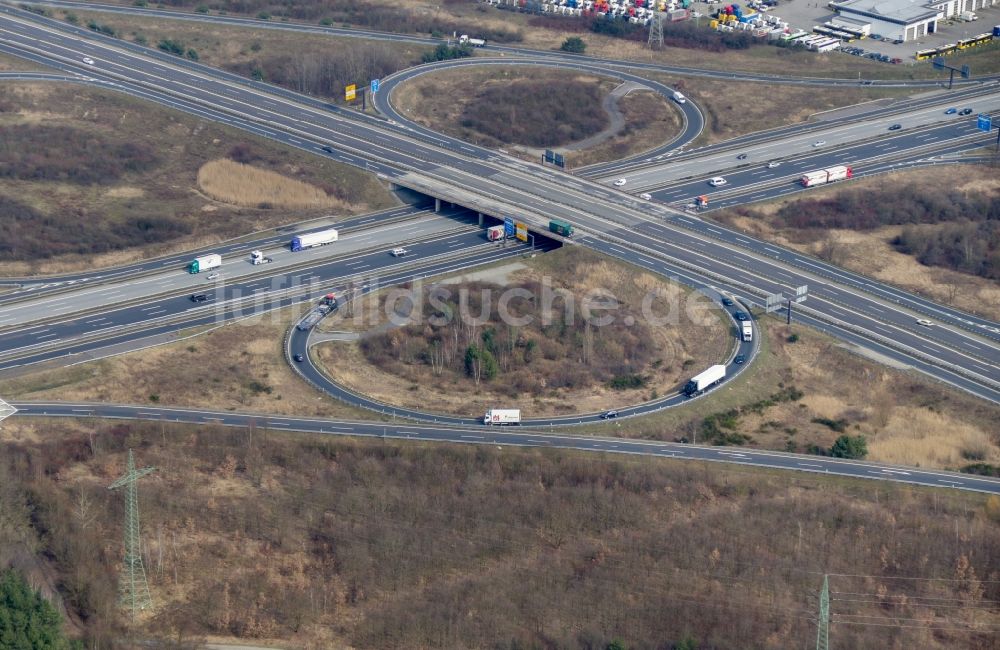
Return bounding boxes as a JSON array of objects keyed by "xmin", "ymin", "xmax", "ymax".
[{"xmin": 2, "ymin": 420, "xmax": 997, "ymax": 648}]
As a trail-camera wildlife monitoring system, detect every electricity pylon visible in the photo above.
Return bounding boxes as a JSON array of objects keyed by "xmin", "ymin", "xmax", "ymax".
[
  {"xmin": 108, "ymin": 449, "xmax": 156, "ymax": 622},
  {"xmin": 816, "ymin": 574, "xmax": 830, "ymax": 650},
  {"xmin": 648, "ymin": 12, "xmax": 665, "ymax": 49}
]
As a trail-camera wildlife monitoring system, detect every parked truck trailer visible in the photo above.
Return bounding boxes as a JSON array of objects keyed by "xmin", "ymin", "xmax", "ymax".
[
  {"xmin": 483, "ymin": 408, "xmax": 521, "ymax": 425},
  {"xmin": 800, "ymin": 165, "xmax": 852, "ymax": 187},
  {"xmin": 188, "ymin": 253, "xmax": 222, "ymax": 274},
  {"xmin": 683, "ymin": 364, "xmax": 726, "ymax": 396},
  {"xmin": 290, "ymin": 228, "xmax": 339, "ymax": 252}
]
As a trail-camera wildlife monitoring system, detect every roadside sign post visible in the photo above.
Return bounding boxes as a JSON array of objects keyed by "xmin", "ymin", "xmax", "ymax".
[
  {"xmin": 370, "ymin": 78, "xmax": 380, "ymax": 94},
  {"xmin": 931, "ymin": 57, "xmax": 971, "ymax": 90},
  {"xmin": 790, "ymin": 285, "xmax": 808, "ymax": 325},
  {"xmin": 977, "ymin": 113, "xmax": 1000, "ymax": 153}
]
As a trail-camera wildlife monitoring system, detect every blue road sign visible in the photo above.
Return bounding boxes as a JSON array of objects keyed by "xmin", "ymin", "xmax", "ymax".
[
  {"xmin": 504, "ymin": 217, "xmax": 515, "ymax": 237},
  {"xmin": 371, "ymin": 78, "xmax": 380, "ymax": 94},
  {"xmin": 978, "ymin": 113, "xmax": 992, "ymax": 132}
]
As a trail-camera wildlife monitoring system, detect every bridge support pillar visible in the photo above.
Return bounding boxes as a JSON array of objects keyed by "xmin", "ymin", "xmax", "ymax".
[
  {"xmin": 434, "ymin": 197, "xmax": 441, "ymax": 213},
  {"xmin": 477, "ymin": 212, "xmax": 483, "ymax": 226}
]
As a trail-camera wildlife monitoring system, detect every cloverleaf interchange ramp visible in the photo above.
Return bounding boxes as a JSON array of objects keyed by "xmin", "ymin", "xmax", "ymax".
[
  {"xmin": 0, "ymin": 4, "xmax": 999, "ymax": 492},
  {"xmin": 2, "ymin": 6, "xmax": 999, "ymax": 395}
]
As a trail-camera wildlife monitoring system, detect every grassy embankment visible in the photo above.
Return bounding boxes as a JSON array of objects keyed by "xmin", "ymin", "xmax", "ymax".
[
  {"xmin": 0, "ymin": 83, "xmax": 394, "ymax": 275},
  {"xmin": 717, "ymin": 165, "xmax": 1000, "ymax": 321},
  {"xmin": 1, "ymin": 421, "xmax": 998, "ymax": 648}
]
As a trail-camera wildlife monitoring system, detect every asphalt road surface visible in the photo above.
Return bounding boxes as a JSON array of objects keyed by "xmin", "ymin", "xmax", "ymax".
[
  {"xmin": 12, "ymin": 401, "xmax": 1000, "ymax": 495},
  {"xmin": 0, "ymin": 9, "xmax": 996, "ymax": 403}
]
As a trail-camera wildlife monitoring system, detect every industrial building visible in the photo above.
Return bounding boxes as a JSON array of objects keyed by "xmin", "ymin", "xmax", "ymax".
[{"xmin": 830, "ymin": 0, "xmax": 996, "ymax": 42}]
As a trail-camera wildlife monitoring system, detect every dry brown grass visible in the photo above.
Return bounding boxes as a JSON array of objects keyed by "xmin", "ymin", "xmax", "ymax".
[
  {"xmin": 4, "ymin": 413, "xmax": 999, "ymax": 650},
  {"xmin": 0, "ymin": 308, "xmax": 371, "ymax": 420},
  {"xmin": 0, "ymin": 82, "xmax": 393, "ymax": 276},
  {"xmin": 721, "ymin": 165, "xmax": 1000, "ymax": 320},
  {"xmin": 196, "ymin": 159, "xmax": 342, "ymax": 209},
  {"xmin": 647, "ymin": 73, "xmax": 913, "ymax": 144}
]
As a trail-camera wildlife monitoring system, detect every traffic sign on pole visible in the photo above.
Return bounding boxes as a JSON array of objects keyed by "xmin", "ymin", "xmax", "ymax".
[
  {"xmin": 794, "ymin": 285, "xmax": 809, "ymax": 304},
  {"xmin": 765, "ymin": 292, "xmax": 784, "ymax": 313},
  {"xmin": 370, "ymin": 78, "xmax": 380, "ymax": 94},
  {"xmin": 345, "ymin": 84, "xmax": 356, "ymax": 101},
  {"xmin": 504, "ymin": 217, "xmax": 515, "ymax": 237},
  {"xmin": 978, "ymin": 113, "xmax": 992, "ymax": 132}
]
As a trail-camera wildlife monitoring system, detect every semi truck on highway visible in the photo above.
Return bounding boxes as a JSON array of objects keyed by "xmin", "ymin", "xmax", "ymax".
[
  {"xmin": 742, "ymin": 321, "xmax": 753, "ymax": 342},
  {"xmin": 250, "ymin": 250, "xmax": 272, "ymax": 265},
  {"xmin": 483, "ymin": 408, "xmax": 521, "ymax": 425},
  {"xmin": 459, "ymin": 34, "xmax": 487, "ymax": 47},
  {"xmin": 291, "ymin": 228, "xmax": 339, "ymax": 252},
  {"xmin": 800, "ymin": 165, "xmax": 852, "ymax": 187},
  {"xmin": 187, "ymin": 253, "xmax": 222, "ymax": 274},
  {"xmin": 683, "ymin": 364, "xmax": 726, "ymax": 397},
  {"xmin": 549, "ymin": 219, "xmax": 573, "ymax": 237},
  {"xmin": 487, "ymin": 225, "xmax": 506, "ymax": 241}
]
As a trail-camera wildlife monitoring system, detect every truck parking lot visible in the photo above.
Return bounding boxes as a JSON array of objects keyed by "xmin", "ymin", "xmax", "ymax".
[{"xmin": 692, "ymin": 0, "xmax": 999, "ymax": 62}]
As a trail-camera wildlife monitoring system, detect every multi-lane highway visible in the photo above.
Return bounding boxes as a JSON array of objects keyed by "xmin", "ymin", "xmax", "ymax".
[
  {"xmin": 0, "ymin": 212, "xmax": 543, "ymax": 372},
  {"xmin": 0, "ymin": 4, "xmax": 999, "ymax": 497},
  {"xmin": 0, "ymin": 6, "xmax": 997, "ymax": 404}
]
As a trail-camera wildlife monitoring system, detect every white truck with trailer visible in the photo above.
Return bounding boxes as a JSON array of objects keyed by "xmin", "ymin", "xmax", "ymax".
[
  {"xmin": 671, "ymin": 91, "xmax": 687, "ymax": 104},
  {"xmin": 290, "ymin": 228, "xmax": 339, "ymax": 252},
  {"xmin": 683, "ymin": 364, "xmax": 726, "ymax": 397},
  {"xmin": 483, "ymin": 408, "xmax": 521, "ymax": 425},
  {"xmin": 486, "ymin": 225, "xmax": 506, "ymax": 241},
  {"xmin": 459, "ymin": 34, "xmax": 487, "ymax": 47},
  {"xmin": 799, "ymin": 165, "xmax": 852, "ymax": 187},
  {"xmin": 187, "ymin": 253, "xmax": 222, "ymax": 274},
  {"xmin": 742, "ymin": 321, "xmax": 753, "ymax": 342}
]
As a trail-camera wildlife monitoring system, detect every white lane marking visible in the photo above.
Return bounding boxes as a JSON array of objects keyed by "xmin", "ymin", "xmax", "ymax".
[
  {"xmin": 461, "ymin": 434, "xmax": 484, "ymax": 439},
  {"xmin": 798, "ymin": 463, "xmax": 824, "ymax": 468}
]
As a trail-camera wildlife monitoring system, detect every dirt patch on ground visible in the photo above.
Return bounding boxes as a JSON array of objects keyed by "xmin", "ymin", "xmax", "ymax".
[
  {"xmin": 315, "ymin": 247, "xmax": 729, "ymax": 417},
  {"xmin": 197, "ymin": 159, "xmax": 342, "ymax": 209},
  {"xmin": 718, "ymin": 165, "xmax": 1000, "ymax": 320},
  {"xmin": 393, "ymin": 65, "xmax": 680, "ymax": 166}
]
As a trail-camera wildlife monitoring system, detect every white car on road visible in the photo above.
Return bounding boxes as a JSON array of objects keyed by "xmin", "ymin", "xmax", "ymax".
[
  {"xmin": 82, "ymin": 57, "xmax": 95, "ymax": 65},
  {"xmin": 639, "ymin": 192, "xmax": 652, "ymax": 200},
  {"xmin": 390, "ymin": 247, "xmax": 408, "ymax": 257},
  {"xmin": 708, "ymin": 177, "xmax": 727, "ymax": 187},
  {"xmin": 812, "ymin": 140, "xmax": 826, "ymax": 147},
  {"xmin": 614, "ymin": 178, "xmax": 627, "ymax": 186},
  {"xmin": 766, "ymin": 161, "xmax": 780, "ymax": 168}
]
